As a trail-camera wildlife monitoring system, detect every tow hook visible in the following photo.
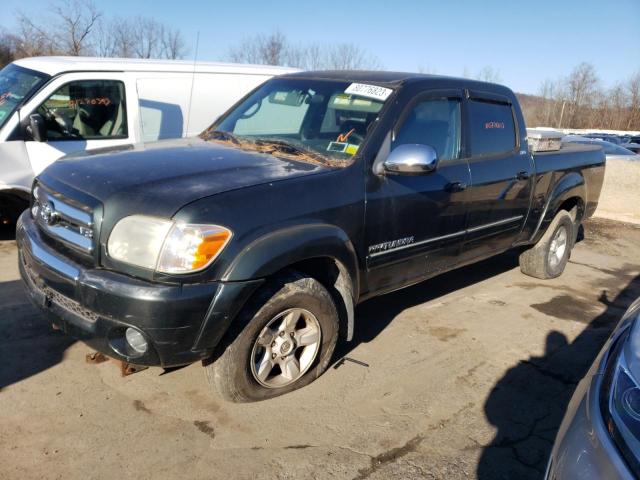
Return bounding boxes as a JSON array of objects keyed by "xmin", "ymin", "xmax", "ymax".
[{"xmin": 85, "ymin": 351, "xmax": 148, "ymax": 376}]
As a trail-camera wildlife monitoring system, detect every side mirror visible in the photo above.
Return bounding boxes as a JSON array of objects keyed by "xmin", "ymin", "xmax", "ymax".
[
  {"xmin": 27, "ymin": 114, "xmax": 46, "ymax": 142},
  {"xmin": 383, "ymin": 144, "xmax": 439, "ymax": 175}
]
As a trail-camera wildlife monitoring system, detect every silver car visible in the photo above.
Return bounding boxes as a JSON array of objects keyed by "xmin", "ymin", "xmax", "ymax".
[
  {"xmin": 563, "ymin": 136, "xmax": 640, "ymax": 162},
  {"xmin": 546, "ymin": 297, "xmax": 640, "ymax": 479}
]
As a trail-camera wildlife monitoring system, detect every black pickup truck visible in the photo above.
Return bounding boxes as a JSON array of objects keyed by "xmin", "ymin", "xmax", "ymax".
[{"xmin": 17, "ymin": 71, "xmax": 605, "ymax": 402}]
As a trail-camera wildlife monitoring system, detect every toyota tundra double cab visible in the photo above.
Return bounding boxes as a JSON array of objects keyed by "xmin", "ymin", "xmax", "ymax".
[{"xmin": 17, "ymin": 71, "xmax": 605, "ymax": 402}]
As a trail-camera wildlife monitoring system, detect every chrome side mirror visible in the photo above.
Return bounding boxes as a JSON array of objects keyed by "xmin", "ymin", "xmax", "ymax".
[{"xmin": 383, "ymin": 144, "xmax": 439, "ymax": 175}]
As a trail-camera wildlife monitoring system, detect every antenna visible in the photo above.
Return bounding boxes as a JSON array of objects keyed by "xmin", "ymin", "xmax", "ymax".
[{"xmin": 185, "ymin": 31, "xmax": 200, "ymax": 137}]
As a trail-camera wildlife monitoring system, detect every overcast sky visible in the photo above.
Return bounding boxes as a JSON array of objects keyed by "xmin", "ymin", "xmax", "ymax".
[{"xmin": 3, "ymin": 0, "xmax": 639, "ymax": 94}]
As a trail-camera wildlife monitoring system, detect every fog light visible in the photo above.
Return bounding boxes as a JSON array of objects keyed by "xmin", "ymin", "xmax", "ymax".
[{"xmin": 125, "ymin": 328, "xmax": 148, "ymax": 354}]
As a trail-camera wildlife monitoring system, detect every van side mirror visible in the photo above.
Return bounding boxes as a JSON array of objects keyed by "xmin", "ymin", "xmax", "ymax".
[
  {"xmin": 383, "ymin": 144, "xmax": 439, "ymax": 175},
  {"xmin": 27, "ymin": 114, "xmax": 46, "ymax": 142}
]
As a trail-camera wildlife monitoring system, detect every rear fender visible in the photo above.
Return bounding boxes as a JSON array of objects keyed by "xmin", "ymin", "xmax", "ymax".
[{"xmin": 530, "ymin": 172, "xmax": 586, "ymax": 244}]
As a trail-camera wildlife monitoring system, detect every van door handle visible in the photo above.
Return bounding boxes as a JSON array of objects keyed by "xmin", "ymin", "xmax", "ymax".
[
  {"xmin": 516, "ymin": 171, "xmax": 530, "ymax": 181},
  {"xmin": 445, "ymin": 182, "xmax": 467, "ymax": 192}
]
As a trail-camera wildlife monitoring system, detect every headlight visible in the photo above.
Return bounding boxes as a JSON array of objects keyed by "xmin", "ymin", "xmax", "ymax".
[
  {"xmin": 107, "ymin": 215, "xmax": 232, "ymax": 274},
  {"xmin": 605, "ymin": 305, "xmax": 640, "ymax": 473}
]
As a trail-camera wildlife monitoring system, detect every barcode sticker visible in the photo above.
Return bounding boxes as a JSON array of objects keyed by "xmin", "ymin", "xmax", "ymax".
[{"xmin": 344, "ymin": 83, "xmax": 393, "ymax": 101}]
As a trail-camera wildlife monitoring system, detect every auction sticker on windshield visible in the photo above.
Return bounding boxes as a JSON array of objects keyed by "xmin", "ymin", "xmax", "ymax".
[{"xmin": 344, "ymin": 83, "xmax": 393, "ymax": 101}]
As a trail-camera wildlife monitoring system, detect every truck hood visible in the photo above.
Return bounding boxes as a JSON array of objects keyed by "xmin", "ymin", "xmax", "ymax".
[{"xmin": 39, "ymin": 138, "xmax": 330, "ymax": 218}]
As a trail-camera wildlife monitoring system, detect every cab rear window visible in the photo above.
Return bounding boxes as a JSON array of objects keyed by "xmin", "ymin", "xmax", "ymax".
[{"xmin": 468, "ymin": 100, "xmax": 516, "ymax": 156}]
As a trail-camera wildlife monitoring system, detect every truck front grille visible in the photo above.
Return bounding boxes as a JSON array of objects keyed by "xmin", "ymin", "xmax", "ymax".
[{"xmin": 32, "ymin": 184, "xmax": 95, "ymax": 255}]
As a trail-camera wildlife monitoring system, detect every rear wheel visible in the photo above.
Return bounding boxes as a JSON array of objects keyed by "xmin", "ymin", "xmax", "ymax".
[
  {"xmin": 519, "ymin": 210, "xmax": 574, "ymax": 279},
  {"xmin": 204, "ymin": 271, "xmax": 339, "ymax": 402}
]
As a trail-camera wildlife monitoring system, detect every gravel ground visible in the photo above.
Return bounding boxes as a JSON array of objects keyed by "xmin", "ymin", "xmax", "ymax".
[{"xmin": 1, "ymin": 218, "xmax": 639, "ymax": 480}]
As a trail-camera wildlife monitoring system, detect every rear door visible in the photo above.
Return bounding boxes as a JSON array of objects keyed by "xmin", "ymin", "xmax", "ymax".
[
  {"xmin": 364, "ymin": 89, "xmax": 471, "ymax": 294},
  {"xmin": 460, "ymin": 92, "xmax": 533, "ymax": 260}
]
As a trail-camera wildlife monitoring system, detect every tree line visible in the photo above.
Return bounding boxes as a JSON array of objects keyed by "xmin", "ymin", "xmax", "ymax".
[
  {"xmin": 0, "ymin": 0, "xmax": 187, "ymax": 66},
  {"xmin": 519, "ymin": 62, "xmax": 640, "ymax": 131},
  {"xmin": 227, "ymin": 31, "xmax": 382, "ymax": 71}
]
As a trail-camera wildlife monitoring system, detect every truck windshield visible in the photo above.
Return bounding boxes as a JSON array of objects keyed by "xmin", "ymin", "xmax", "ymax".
[
  {"xmin": 0, "ymin": 64, "xmax": 49, "ymax": 130},
  {"xmin": 203, "ymin": 78, "xmax": 392, "ymax": 166}
]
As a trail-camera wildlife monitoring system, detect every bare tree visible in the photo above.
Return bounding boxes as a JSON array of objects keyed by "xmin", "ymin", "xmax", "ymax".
[
  {"xmin": 565, "ymin": 62, "xmax": 599, "ymax": 128},
  {"xmin": 13, "ymin": 12, "xmax": 59, "ymax": 57},
  {"xmin": 52, "ymin": 0, "xmax": 101, "ymax": 55},
  {"xmin": 521, "ymin": 65, "xmax": 640, "ymax": 131},
  {"xmin": 0, "ymin": 31, "xmax": 19, "ymax": 68},
  {"xmin": 228, "ymin": 32, "xmax": 381, "ymax": 70},
  {"xmin": 324, "ymin": 43, "xmax": 381, "ymax": 70},
  {"xmin": 94, "ymin": 18, "xmax": 132, "ymax": 57},
  {"xmin": 475, "ymin": 66, "xmax": 501, "ymax": 83},
  {"xmin": 5, "ymin": 3, "xmax": 186, "ymax": 61},
  {"xmin": 161, "ymin": 27, "xmax": 186, "ymax": 60},
  {"xmin": 626, "ymin": 72, "xmax": 640, "ymax": 130},
  {"xmin": 229, "ymin": 31, "xmax": 289, "ymax": 65},
  {"xmin": 417, "ymin": 65, "xmax": 437, "ymax": 74},
  {"xmin": 94, "ymin": 16, "xmax": 186, "ymax": 59}
]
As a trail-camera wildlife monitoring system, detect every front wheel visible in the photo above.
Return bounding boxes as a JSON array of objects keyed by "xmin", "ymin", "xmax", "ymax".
[
  {"xmin": 519, "ymin": 210, "xmax": 574, "ymax": 279},
  {"xmin": 204, "ymin": 271, "xmax": 339, "ymax": 402}
]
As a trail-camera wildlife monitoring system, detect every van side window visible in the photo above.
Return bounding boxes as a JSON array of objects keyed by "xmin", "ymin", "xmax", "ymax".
[
  {"xmin": 393, "ymin": 98, "xmax": 461, "ymax": 161},
  {"xmin": 37, "ymin": 80, "xmax": 127, "ymax": 140},
  {"xmin": 468, "ymin": 100, "xmax": 516, "ymax": 156}
]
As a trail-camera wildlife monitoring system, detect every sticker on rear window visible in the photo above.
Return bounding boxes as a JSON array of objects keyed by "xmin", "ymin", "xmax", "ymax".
[{"xmin": 344, "ymin": 83, "xmax": 393, "ymax": 101}]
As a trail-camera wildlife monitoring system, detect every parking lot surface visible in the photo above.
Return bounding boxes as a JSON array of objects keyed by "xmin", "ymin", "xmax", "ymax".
[{"xmin": 1, "ymin": 218, "xmax": 639, "ymax": 480}]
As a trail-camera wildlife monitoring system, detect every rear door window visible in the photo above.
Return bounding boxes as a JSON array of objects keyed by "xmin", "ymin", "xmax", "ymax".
[{"xmin": 468, "ymin": 100, "xmax": 516, "ymax": 156}]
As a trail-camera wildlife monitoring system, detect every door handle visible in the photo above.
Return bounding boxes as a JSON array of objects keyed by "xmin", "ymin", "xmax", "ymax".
[
  {"xmin": 445, "ymin": 182, "xmax": 467, "ymax": 193},
  {"xmin": 516, "ymin": 171, "xmax": 530, "ymax": 181}
]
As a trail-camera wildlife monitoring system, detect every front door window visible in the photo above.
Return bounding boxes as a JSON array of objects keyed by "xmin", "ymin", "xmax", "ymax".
[{"xmin": 37, "ymin": 80, "xmax": 127, "ymax": 140}]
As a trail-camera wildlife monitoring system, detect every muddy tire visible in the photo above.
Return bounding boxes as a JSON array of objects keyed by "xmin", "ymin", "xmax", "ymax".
[
  {"xmin": 519, "ymin": 210, "xmax": 574, "ymax": 280},
  {"xmin": 204, "ymin": 271, "xmax": 339, "ymax": 403}
]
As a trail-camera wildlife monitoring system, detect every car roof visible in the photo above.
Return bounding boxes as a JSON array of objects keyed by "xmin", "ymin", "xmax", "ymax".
[
  {"xmin": 12, "ymin": 56, "xmax": 298, "ymax": 77},
  {"xmin": 280, "ymin": 70, "xmax": 514, "ymax": 94}
]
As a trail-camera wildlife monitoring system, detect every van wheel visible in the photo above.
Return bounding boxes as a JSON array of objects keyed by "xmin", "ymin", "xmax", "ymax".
[
  {"xmin": 204, "ymin": 271, "xmax": 338, "ymax": 402},
  {"xmin": 519, "ymin": 210, "xmax": 574, "ymax": 279}
]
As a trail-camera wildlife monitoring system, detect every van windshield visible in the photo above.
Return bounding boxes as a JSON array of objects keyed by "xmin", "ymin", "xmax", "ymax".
[
  {"xmin": 0, "ymin": 64, "xmax": 49, "ymax": 130},
  {"xmin": 203, "ymin": 78, "xmax": 393, "ymax": 167}
]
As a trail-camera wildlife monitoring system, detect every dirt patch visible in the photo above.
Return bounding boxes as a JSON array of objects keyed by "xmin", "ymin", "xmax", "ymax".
[
  {"xmin": 193, "ymin": 420, "xmax": 216, "ymax": 439},
  {"xmin": 427, "ymin": 326, "xmax": 465, "ymax": 342},
  {"xmin": 354, "ymin": 435, "xmax": 424, "ymax": 480},
  {"xmin": 132, "ymin": 400, "xmax": 151, "ymax": 414}
]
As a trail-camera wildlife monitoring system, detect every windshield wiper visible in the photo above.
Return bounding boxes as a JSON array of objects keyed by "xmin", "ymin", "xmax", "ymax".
[
  {"xmin": 200, "ymin": 129, "xmax": 242, "ymax": 144},
  {"xmin": 253, "ymin": 138, "xmax": 325, "ymax": 161}
]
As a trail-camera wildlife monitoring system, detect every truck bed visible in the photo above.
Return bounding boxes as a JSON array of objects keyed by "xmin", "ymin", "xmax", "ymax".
[{"xmin": 532, "ymin": 142, "xmax": 606, "ymax": 221}]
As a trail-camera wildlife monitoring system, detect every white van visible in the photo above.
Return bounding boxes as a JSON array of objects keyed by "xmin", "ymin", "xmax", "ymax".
[{"xmin": 0, "ymin": 56, "xmax": 296, "ymax": 225}]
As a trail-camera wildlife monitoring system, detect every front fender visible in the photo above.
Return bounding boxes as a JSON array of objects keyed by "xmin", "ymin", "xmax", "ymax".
[
  {"xmin": 190, "ymin": 224, "xmax": 362, "ymax": 350},
  {"xmin": 530, "ymin": 172, "xmax": 586, "ymax": 243},
  {"xmin": 222, "ymin": 223, "xmax": 359, "ymax": 291}
]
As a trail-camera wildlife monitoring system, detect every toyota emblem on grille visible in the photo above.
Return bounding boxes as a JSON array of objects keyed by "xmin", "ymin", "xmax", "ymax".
[{"xmin": 40, "ymin": 202, "xmax": 58, "ymax": 225}]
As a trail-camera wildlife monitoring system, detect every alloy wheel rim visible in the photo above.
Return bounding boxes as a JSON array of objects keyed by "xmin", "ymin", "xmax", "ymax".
[
  {"xmin": 250, "ymin": 308, "xmax": 321, "ymax": 388},
  {"xmin": 549, "ymin": 226, "xmax": 568, "ymax": 269}
]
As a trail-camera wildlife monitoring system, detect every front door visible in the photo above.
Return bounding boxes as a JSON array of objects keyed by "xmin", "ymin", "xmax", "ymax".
[
  {"xmin": 364, "ymin": 90, "xmax": 471, "ymax": 295},
  {"xmin": 19, "ymin": 73, "xmax": 134, "ymax": 176}
]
